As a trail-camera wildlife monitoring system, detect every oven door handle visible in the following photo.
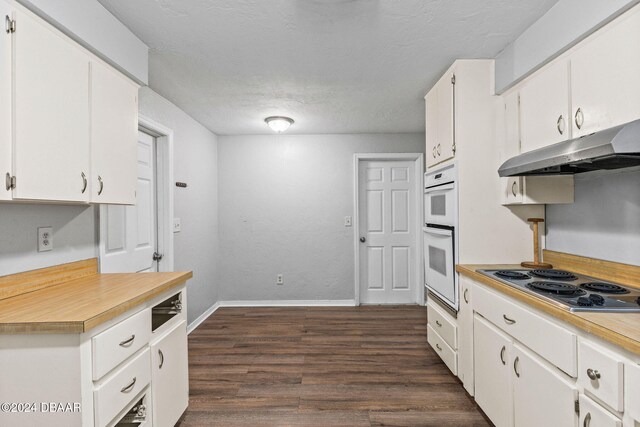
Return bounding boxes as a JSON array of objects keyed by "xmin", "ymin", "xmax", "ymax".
[
  {"xmin": 424, "ymin": 226, "xmax": 453, "ymax": 237},
  {"xmin": 425, "ymin": 183, "xmax": 455, "ymax": 193}
]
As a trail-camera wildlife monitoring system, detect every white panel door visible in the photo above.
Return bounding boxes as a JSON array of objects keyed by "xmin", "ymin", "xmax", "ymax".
[
  {"xmin": 0, "ymin": 2, "xmax": 11, "ymax": 201},
  {"xmin": 512, "ymin": 343, "xmax": 578, "ymax": 427},
  {"xmin": 358, "ymin": 160, "xmax": 417, "ymax": 304},
  {"xmin": 90, "ymin": 60, "xmax": 138, "ymax": 204},
  {"xmin": 519, "ymin": 59, "xmax": 570, "ymax": 153},
  {"xmin": 571, "ymin": 5, "xmax": 640, "ymax": 138},
  {"xmin": 151, "ymin": 321, "xmax": 189, "ymax": 427},
  {"xmin": 13, "ymin": 8, "xmax": 90, "ymax": 202},
  {"xmin": 473, "ymin": 314, "xmax": 513, "ymax": 427},
  {"xmin": 100, "ymin": 131, "xmax": 157, "ymax": 273}
]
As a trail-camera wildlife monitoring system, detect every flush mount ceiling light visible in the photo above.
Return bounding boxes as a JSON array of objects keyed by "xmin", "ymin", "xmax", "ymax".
[{"xmin": 265, "ymin": 116, "xmax": 294, "ymax": 133}]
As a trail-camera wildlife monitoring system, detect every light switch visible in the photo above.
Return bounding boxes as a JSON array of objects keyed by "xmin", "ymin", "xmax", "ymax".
[
  {"xmin": 344, "ymin": 216, "xmax": 352, "ymax": 227},
  {"xmin": 173, "ymin": 218, "xmax": 181, "ymax": 233},
  {"xmin": 38, "ymin": 227, "xmax": 53, "ymax": 252}
]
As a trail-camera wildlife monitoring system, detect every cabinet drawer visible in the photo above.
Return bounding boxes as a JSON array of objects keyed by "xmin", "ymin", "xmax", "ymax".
[
  {"xmin": 427, "ymin": 300, "xmax": 457, "ymax": 350},
  {"xmin": 473, "ymin": 283, "xmax": 577, "ymax": 376},
  {"xmin": 94, "ymin": 348, "xmax": 151, "ymax": 427},
  {"xmin": 626, "ymin": 363, "xmax": 640, "ymax": 421},
  {"xmin": 577, "ymin": 340, "xmax": 624, "ymax": 412},
  {"xmin": 427, "ymin": 324, "xmax": 457, "ymax": 375},
  {"xmin": 579, "ymin": 394, "xmax": 621, "ymax": 427},
  {"xmin": 93, "ymin": 308, "xmax": 151, "ymax": 380}
]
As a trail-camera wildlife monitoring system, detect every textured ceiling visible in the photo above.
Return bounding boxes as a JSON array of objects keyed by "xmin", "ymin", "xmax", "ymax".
[{"xmin": 98, "ymin": 0, "xmax": 558, "ymax": 135}]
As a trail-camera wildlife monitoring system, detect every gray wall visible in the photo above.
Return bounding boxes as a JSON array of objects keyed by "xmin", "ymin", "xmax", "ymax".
[
  {"xmin": 0, "ymin": 204, "xmax": 97, "ymax": 275},
  {"xmin": 546, "ymin": 168, "xmax": 640, "ymax": 266},
  {"xmin": 217, "ymin": 133, "xmax": 424, "ymax": 302},
  {"xmin": 495, "ymin": 0, "xmax": 640, "ymax": 93},
  {"xmin": 139, "ymin": 87, "xmax": 220, "ymax": 324}
]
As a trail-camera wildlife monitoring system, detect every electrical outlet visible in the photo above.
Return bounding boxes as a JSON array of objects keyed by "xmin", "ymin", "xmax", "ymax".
[
  {"xmin": 173, "ymin": 218, "xmax": 181, "ymax": 233},
  {"xmin": 276, "ymin": 274, "xmax": 284, "ymax": 285},
  {"xmin": 38, "ymin": 227, "xmax": 53, "ymax": 252},
  {"xmin": 344, "ymin": 216, "xmax": 352, "ymax": 227}
]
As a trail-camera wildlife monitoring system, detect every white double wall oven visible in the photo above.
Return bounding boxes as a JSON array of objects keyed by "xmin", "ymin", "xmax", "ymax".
[{"xmin": 423, "ymin": 164, "xmax": 459, "ymax": 311}]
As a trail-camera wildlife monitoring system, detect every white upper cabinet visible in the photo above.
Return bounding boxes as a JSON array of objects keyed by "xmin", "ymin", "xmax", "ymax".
[
  {"xmin": 519, "ymin": 59, "xmax": 570, "ymax": 153},
  {"xmin": 570, "ymin": 5, "xmax": 640, "ymax": 138},
  {"xmin": 13, "ymin": 8, "xmax": 90, "ymax": 202},
  {"xmin": 0, "ymin": 2, "xmax": 12, "ymax": 201},
  {"xmin": 91, "ymin": 60, "xmax": 138, "ymax": 205},
  {"xmin": 425, "ymin": 70, "xmax": 455, "ymax": 168}
]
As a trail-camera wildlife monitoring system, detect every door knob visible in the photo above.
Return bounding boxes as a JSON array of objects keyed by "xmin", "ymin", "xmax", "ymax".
[
  {"xmin": 359, "ymin": 237, "xmax": 366, "ymax": 243},
  {"xmin": 152, "ymin": 252, "xmax": 163, "ymax": 261}
]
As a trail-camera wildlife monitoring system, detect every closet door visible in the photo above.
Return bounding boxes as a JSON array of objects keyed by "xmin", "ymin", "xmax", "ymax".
[{"xmin": 13, "ymin": 8, "xmax": 90, "ymax": 202}]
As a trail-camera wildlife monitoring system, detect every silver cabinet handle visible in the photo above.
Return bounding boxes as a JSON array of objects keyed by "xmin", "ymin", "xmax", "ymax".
[
  {"xmin": 120, "ymin": 377, "xmax": 137, "ymax": 393},
  {"xmin": 586, "ymin": 368, "xmax": 601, "ymax": 380},
  {"xmin": 436, "ymin": 143, "xmax": 441, "ymax": 155},
  {"xmin": 432, "ymin": 146, "xmax": 437, "ymax": 158},
  {"xmin": 511, "ymin": 180, "xmax": 517, "ymax": 197},
  {"xmin": 5, "ymin": 172, "xmax": 11, "ymax": 191},
  {"xmin": 463, "ymin": 288, "xmax": 469, "ymax": 304},
  {"xmin": 97, "ymin": 175, "xmax": 104, "ymax": 195},
  {"xmin": 575, "ymin": 108, "xmax": 584, "ymax": 129},
  {"xmin": 435, "ymin": 320, "xmax": 442, "ymax": 327},
  {"xmin": 359, "ymin": 237, "xmax": 366, "ymax": 243},
  {"xmin": 513, "ymin": 356, "xmax": 520, "ymax": 377},
  {"xmin": 557, "ymin": 115, "xmax": 564, "ymax": 135},
  {"xmin": 503, "ymin": 314, "xmax": 516, "ymax": 324},
  {"xmin": 119, "ymin": 335, "xmax": 135, "ymax": 347},
  {"xmin": 500, "ymin": 345, "xmax": 506, "ymax": 365},
  {"xmin": 158, "ymin": 349, "xmax": 164, "ymax": 369},
  {"xmin": 583, "ymin": 412, "xmax": 591, "ymax": 427},
  {"xmin": 81, "ymin": 172, "xmax": 87, "ymax": 194},
  {"xmin": 435, "ymin": 343, "xmax": 442, "ymax": 351}
]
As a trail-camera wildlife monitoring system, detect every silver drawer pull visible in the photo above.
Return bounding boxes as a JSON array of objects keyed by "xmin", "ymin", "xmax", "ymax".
[
  {"xmin": 583, "ymin": 412, "xmax": 591, "ymax": 427},
  {"xmin": 120, "ymin": 377, "xmax": 136, "ymax": 393},
  {"xmin": 500, "ymin": 345, "xmax": 506, "ymax": 366},
  {"xmin": 575, "ymin": 108, "xmax": 584, "ymax": 129},
  {"xmin": 513, "ymin": 356, "xmax": 520, "ymax": 377},
  {"xmin": 435, "ymin": 343, "xmax": 442, "ymax": 351},
  {"xmin": 119, "ymin": 335, "xmax": 135, "ymax": 347},
  {"xmin": 511, "ymin": 180, "xmax": 517, "ymax": 197},
  {"xmin": 503, "ymin": 314, "xmax": 516, "ymax": 324},
  {"xmin": 159, "ymin": 349, "xmax": 164, "ymax": 369},
  {"xmin": 435, "ymin": 320, "xmax": 442, "ymax": 327},
  {"xmin": 586, "ymin": 368, "xmax": 601, "ymax": 380},
  {"xmin": 463, "ymin": 288, "xmax": 469, "ymax": 304}
]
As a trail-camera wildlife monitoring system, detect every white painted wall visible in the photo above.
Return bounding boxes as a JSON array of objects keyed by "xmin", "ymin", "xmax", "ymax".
[
  {"xmin": 546, "ymin": 168, "xmax": 640, "ymax": 266},
  {"xmin": 0, "ymin": 204, "xmax": 97, "ymax": 275},
  {"xmin": 495, "ymin": 0, "xmax": 640, "ymax": 93},
  {"xmin": 138, "ymin": 87, "xmax": 219, "ymax": 324},
  {"xmin": 217, "ymin": 133, "xmax": 424, "ymax": 302},
  {"xmin": 15, "ymin": 0, "xmax": 148, "ymax": 84}
]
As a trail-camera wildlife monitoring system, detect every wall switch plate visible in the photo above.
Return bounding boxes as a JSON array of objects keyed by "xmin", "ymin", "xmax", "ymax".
[
  {"xmin": 344, "ymin": 216, "xmax": 352, "ymax": 227},
  {"xmin": 37, "ymin": 226, "xmax": 53, "ymax": 252},
  {"xmin": 173, "ymin": 218, "xmax": 181, "ymax": 233},
  {"xmin": 276, "ymin": 274, "xmax": 284, "ymax": 285}
]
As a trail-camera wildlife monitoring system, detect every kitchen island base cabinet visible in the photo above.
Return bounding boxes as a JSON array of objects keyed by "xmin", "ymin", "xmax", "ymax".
[{"xmin": 151, "ymin": 320, "xmax": 189, "ymax": 427}]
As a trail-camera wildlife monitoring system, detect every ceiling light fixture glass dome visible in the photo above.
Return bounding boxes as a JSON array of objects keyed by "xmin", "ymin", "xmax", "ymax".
[{"xmin": 265, "ymin": 116, "xmax": 294, "ymax": 133}]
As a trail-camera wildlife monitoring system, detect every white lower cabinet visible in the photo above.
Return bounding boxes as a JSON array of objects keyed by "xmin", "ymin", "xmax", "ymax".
[
  {"xmin": 474, "ymin": 314, "xmax": 513, "ymax": 427},
  {"xmin": 151, "ymin": 320, "xmax": 189, "ymax": 427},
  {"xmin": 512, "ymin": 343, "xmax": 578, "ymax": 427},
  {"xmin": 579, "ymin": 395, "xmax": 622, "ymax": 427},
  {"xmin": 457, "ymin": 277, "xmax": 474, "ymax": 395}
]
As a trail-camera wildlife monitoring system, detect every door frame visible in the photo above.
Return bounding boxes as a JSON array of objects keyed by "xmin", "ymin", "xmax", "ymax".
[
  {"xmin": 353, "ymin": 153, "xmax": 424, "ymax": 306},
  {"xmin": 138, "ymin": 114, "xmax": 175, "ymax": 272}
]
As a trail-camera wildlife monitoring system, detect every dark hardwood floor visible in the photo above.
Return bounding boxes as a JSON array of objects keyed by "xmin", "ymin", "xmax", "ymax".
[{"xmin": 178, "ymin": 306, "xmax": 490, "ymax": 427}]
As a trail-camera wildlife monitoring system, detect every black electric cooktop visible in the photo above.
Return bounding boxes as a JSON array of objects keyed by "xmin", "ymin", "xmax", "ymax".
[{"xmin": 478, "ymin": 269, "xmax": 640, "ymax": 313}]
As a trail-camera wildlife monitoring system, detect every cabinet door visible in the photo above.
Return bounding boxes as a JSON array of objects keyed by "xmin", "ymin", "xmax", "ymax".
[
  {"xmin": 425, "ymin": 89, "xmax": 438, "ymax": 167},
  {"xmin": 474, "ymin": 314, "xmax": 513, "ymax": 427},
  {"xmin": 512, "ymin": 343, "xmax": 578, "ymax": 427},
  {"xmin": 457, "ymin": 277, "xmax": 474, "ymax": 395},
  {"xmin": 519, "ymin": 59, "xmax": 570, "ymax": 153},
  {"xmin": 13, "ymin": 9, "xmax": 90, "ymax": 202},
  {"xmin": 578, "ymin": 395, "xmax": 622, "ymax": 427},
  {"xmin": 151, "ymin": 320, "xmax": 189, "ymax": 427},
  {"xmin": 436, "ymin": 73, "xmax": 455, "ymax": 163},
  {"xmin": 90, "ymin": 60, "xmax": 138, "ymax": 204},
  {"xmin": 571, "ymin": 5, "xmax": 640, "ymax": 138},
  {"xmin": 0, "ymin": 3, "xmax": 11, "ymax": 201}
]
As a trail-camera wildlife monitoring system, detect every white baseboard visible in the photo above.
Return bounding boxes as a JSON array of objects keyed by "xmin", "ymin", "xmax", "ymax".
[
  {"xmin": 187, "ymin": 302, "xmax": 221, "ymax": 334},
  {"xmin": 219, "ymin": 299, "xmax": 357, "ymax": 307},
  {"xmin": 187, "ymin": 299, "xmax": 356, "ymax": 334}
]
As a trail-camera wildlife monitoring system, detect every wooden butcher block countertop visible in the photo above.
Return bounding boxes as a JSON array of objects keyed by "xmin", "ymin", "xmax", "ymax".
[
  {"xmin": 457, "ymin": 251, "xmax": 640, "ymax": 356},
  {"xmin": 0, "ymin": 259, "xmax": 192, "ymax": 334}
]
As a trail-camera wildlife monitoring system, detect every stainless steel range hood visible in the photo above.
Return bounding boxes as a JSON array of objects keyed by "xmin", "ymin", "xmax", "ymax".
[{"xmin": 498, "ymin": 119, "xmax": 640, "ymax": 177}]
